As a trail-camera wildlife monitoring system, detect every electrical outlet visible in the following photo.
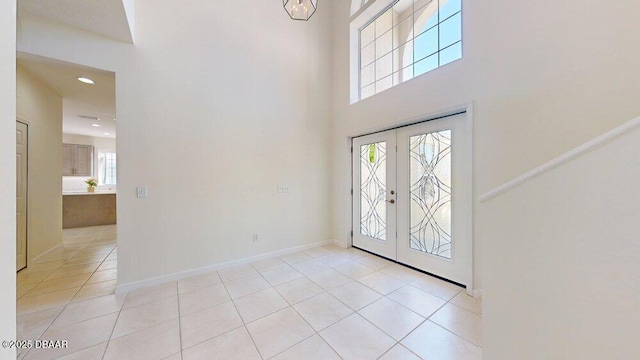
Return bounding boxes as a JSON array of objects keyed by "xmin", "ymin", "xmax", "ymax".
[
  {"xmin": 252, "ymin": 234, "xmax": 259, "ymax": 242},
  {"xmin": 277, "ymin": 185, "xmax": 289, "ymax": 193},
  {"xmin": 137, "ymin": 186, "xmax": 148, "ymax": 198}
]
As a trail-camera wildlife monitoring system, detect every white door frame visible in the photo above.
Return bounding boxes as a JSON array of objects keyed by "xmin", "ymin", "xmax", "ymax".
[
  {"xmin": 16, "ymin": 119, "xmax": 29, "ymax": 272},
  {"xmin": 347, "ymin": 103, "xmax": 474, "ymax": 295}
]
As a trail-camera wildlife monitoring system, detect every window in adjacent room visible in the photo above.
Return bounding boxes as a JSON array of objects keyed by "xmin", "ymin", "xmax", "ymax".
[{"xmin": 97, "ymin": 151, "xmax": 117, "ymax": 185}]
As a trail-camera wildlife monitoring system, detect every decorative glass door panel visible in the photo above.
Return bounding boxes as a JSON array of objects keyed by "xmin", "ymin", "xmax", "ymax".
[
  {"xmin": 409, "ymin": 130, "xmax": 452, "ymax": 259},
  {"xmin": 360, "ymin": 142, "xmax": 387, "ymax": 241},
  {"xmin": 352, "ymin": 131, "xmax": 397, "ymax": 260}
]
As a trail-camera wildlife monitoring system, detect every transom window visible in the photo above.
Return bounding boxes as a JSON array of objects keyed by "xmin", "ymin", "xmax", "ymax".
[{"xmin": 357, "ymin": 0, "xmax": 462, "ymax": 100}]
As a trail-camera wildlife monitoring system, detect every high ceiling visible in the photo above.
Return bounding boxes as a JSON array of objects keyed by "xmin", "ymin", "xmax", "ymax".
[
  {"xmin": 18, "ymin": 0, "xmax": 134, "ymax": 43},
  {"xmin": 17, "ymin": 54, "xmax": 117, "ymax": 139}
]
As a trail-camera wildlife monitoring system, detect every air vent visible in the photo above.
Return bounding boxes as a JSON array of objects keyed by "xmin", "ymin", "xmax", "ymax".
[{"xmin": 77, "ymin": 115, "xmax": 100, "ymax": 120}]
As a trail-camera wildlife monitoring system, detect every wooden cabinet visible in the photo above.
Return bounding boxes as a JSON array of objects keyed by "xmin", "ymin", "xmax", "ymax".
[
  {"xmin": 63, "ymin": 193, "xmax": 117, "ymax": 229},
  {"xmin": 63, "ymin": 144, "xmax": 93, "ymax": 176},
  {"xmin": 62, "ymin": 144, "xmax": 75, "ymax": 175}
]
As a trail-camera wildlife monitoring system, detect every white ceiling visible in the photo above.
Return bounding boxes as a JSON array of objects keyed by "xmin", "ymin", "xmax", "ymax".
[
  {"xmin": 18, "ymin": 0, "xmax": 134, "ymax": 43},
  {"xmin": 18, "ymin": 54, "xmax": 117, "ymax": 139}
]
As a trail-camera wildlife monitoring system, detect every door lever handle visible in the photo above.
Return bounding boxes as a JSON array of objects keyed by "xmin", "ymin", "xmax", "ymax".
[{"xmin": 386, "ymin": 199, "xmax": 395, "ymax": 204}]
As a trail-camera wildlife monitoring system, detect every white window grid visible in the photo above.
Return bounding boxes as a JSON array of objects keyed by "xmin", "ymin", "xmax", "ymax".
[{"xmin": 358, "ymin": 0, "xmax": 462, "ymax": 100}]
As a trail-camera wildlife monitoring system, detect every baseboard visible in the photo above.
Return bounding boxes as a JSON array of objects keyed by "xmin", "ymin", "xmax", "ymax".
[
  {"xmin": 472, "ymin": 289, "xmax": 483, "ymax": 299},
  {"xmin": 115, "ymin": 240, "xmax": 333, "ymax": 296},
  {"xmin": 31, "ymin": 243, "xmax": 63, "ymax": 264},
  {"xmin": 332, "ymin": 239, "xmax": 349, "ymax": 249}
]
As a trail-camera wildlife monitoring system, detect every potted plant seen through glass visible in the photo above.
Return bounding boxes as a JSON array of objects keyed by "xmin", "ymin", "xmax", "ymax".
[{"xmin": 85, "ymin": 178, "xmax": 98, "ymax": 193}]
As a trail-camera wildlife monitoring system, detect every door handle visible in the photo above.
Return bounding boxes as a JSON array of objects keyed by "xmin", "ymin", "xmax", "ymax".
[{"xmin": 386, "ymin": 199, "xmax": 395, "ymax": 204}]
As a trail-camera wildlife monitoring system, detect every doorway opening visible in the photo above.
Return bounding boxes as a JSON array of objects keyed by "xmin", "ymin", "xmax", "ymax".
[{"xmin": 15, "ymin": 53, "xmax": 118, "ymax": 358}]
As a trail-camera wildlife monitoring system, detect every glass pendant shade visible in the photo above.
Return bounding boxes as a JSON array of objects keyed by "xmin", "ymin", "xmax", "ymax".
[{"xmin": 283, "ymin": 0, "xmax": 318, "ymax": 21}]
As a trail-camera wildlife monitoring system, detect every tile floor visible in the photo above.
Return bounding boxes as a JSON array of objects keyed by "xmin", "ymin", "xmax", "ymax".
[{"xmin": 16, "ymin": 225, "xmax": 482, "ymax": 360}]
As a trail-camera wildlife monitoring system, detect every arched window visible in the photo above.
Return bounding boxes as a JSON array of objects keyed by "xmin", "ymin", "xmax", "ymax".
[
  {"xmin": 352, "ymin": 0, "xmax": 462, "ymax": 101},
  {"xmin": 351, "ymin": 0, "xmax": 374, "ymax": 16}
]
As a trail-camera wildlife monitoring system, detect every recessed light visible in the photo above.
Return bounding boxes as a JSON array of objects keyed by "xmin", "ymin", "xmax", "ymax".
[
  {"xmin": 92, "ymin": 124, "xmax": 101, "ymax": 127},
  {"xmin": 77, "ymin": 77, "xmax": 95, "ymax": 84},
  {"xmin": 104, "ymin": 133, "xmax": 110, "ymax": 136}
]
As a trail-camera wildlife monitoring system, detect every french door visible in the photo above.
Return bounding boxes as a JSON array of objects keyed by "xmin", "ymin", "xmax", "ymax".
[{"xmin": 352, "ymin": 113, "xmax": 471, "ymax": 286}]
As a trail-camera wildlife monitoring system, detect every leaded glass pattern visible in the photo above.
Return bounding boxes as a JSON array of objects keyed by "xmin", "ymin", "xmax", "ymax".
[
  {"xmin": 360, "ymin": 142, "xmax": 387, "ymax": 241},
  {"xmin": 409, "ymin": 130, "xmax": 452, "ymax": 258}
]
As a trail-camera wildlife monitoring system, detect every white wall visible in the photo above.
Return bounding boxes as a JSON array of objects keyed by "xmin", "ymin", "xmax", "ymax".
[
  {"xmin": 332, "ymin": 0, "xmax": 640, "ymax": 356},
  {"xmin": 18, "ymin": 0, "xmax": 333, "ymax": 286},
  {"xmin": 17, "ymin": 65, "xmax": 64, "ymax": 261},
  {"xmin": 121, "ymin": 0, "xmax": 135, "ymax": 41},
  {"xmin": 0, "ymin": 1, "xmax": 17, "ymax": 358},
  {"xmin": 62, "ymin": 133, "xmax": 117, "ymax": 192},
  {"xmin": 63, "ymin": 133, "xmax": 116, "ymax": 150},
  {"xmin": 482, "ymin": 121, "xmax": 640, "ymax": 359},
  {"xmin": 330, "ymin": 0, "xmax": 640, "ymax": 293}
]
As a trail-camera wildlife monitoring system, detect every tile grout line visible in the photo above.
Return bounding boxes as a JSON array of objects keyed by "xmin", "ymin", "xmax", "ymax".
[
  {"xmin": 322, "ymin": 284, "xmax": 403, "ymax": 358},
  {"xmin": 20, "ymin": 231, "xmax": 116, "ymax": 300},
  {"xmin": 422, "ymin": 283, "xmax": 483, "ymax": 346},
  {"xmin": 293, "ymin": 246, "xmax": 364, "ymax": 359},
  {"xmin": 386, "ymin": 288, "xmax": 476, "ymax": 354},
  {"xmin": 245, "ymin": 260, "xmax": 325, "ymax": 358},
  {"xmin": 429, "ymin": 319, "xmax": 483, "ymax": 348},
  {"xmin": 309, "ymin": 248, "xmax": 465, "ymax": 359},
  {"xmin": 204, "ymin": 246, "xmax": 470, "ymax": 355},
  {"xmin": 22, "ymin": 234, "xmax": 479, "ymax": 359},
  {"xmin": 100, "ymin": 281, "xmax": 128, "ymax": 360},
  {"xmin": 250, "ymin": 262, "xmax": 292, "ymax": 360},
  {"xmin": 285, "ymin": 299, "xmax": 343, "ymax": 360},
  {"xmin": 175, "ymin": 283, "xmax": 184, "ymax": 358},
  {"xmin": 220, "ymin": 275, "xmax": 264, "ymax": 360},
  {"xmin": 202, "ymin": 247, "xmax": 468, "ymax": 354},
  {"xmin": 19, "ymin": 229, "xmax": 114, "ymax": 359},
  {"xmin": 254, "ymin": 251, "xmax": 351, "ymax": 359},
  {"xmin": 343, "ymin": 268, "xmax": 459, "ymax": 358}
]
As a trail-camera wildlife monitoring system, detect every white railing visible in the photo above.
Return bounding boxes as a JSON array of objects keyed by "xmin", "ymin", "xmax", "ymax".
[{"xmin": 480, "ymin": 115, "xmax": 640, "ymax": 202}]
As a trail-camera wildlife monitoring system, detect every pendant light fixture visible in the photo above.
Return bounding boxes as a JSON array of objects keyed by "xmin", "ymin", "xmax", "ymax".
[{"xmin": 283, "ymin": 0, "xmax": 318, "ymax": 21}]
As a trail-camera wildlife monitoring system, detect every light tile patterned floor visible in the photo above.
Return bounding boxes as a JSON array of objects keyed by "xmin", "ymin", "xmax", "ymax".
[{"xmin": 16, "ymin": 226, "xmax": 482, "ymax": 360}]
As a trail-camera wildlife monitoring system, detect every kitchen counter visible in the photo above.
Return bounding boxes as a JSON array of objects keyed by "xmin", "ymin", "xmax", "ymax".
[
  {"xmin": 63, "ymin": 190, "xmax": 117, "ymax": 196},
  {"xmin": 63, "ymin": 192, "xmax": 117, "ymax": 229}
]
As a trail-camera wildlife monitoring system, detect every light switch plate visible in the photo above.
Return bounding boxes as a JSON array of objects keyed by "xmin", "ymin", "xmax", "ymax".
[{"xmin": 137, "ymin": 186, "xmax": 148, "ymax": 198}]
